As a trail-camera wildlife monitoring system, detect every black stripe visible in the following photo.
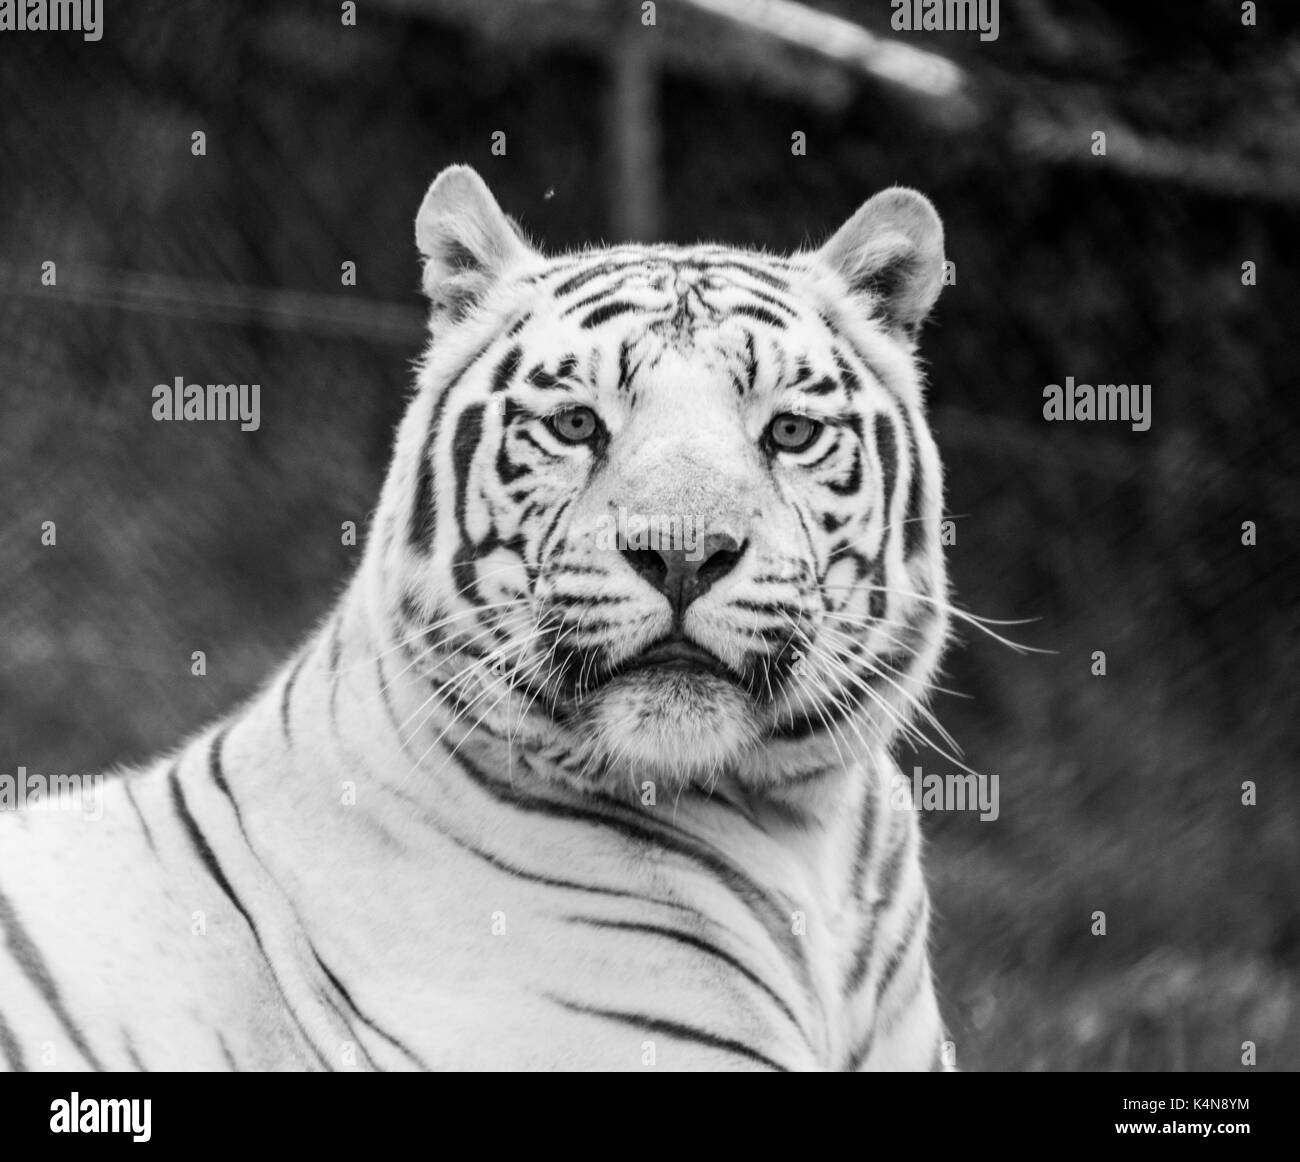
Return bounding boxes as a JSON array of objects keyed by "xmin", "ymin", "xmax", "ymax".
[
  {"xmin": 496, "ymin": 434, "xmax": 532, "ymax": 486},
  {"xmin": 901, "ymin": 410, "xmax": 926, "ymax": 558},
  {"xmin": 728, "ymin": 282, "xmax": 797, "ymax": 315},
  {"xmin": 454, "ymin": 750, "xmax": 808, "ymax": 985},
  {"xmin": 537, "ymin": 249, "xmax": 640, "ymax": 281},
  {"xmin": 826, "ymin": 446, "xmax": 862, "ymax": 496},
  {"xmin": 552, "ymin": 258, "xmax": 642, "ymax": 297},
  {"xmin": 391, "ymin": 782, "xmax": 659, "ymax": 903},
  {"xmin": 708, "ymin": 260, "xmax": 791, "ymax": 292},
  {"xmin": 547, "ymin": 996, "xmax": 788, "ymax": 1071},
  {"xmin": 515, "ymin": 430, "xmax": 556, "ymax": 460},
  {"xmin": 169, "ymin": 769, "xmax": 332, "ymax": 1070},
  {"xmin": 581, "ymin": 300, "xmax": 640, "ymax": 329},
  {"xmin": 833, "ymin": 351, "xmax": 863, "ymax": 397},
  {"xmin": 827, "ymin": 335, "xmax": 929, "ymax": 559},
  {"xmin": 408, "ymin": 339, "xmax": 496, "ymax": 550},
  {"xmin": 206, "ymin": 728, "xmax": 244, "ymax": 833},
  {"xmin": 0, "ymin": 882, "xmax": 105, "ymax": 1070},
  {"xmin": 0, "ymin": 1006, "xmax": 27, "ymax": 1071},
  {"xmin": 789, "ymin": 499, "xmax": 815, "ymax": 567},
  {"xmin": 312, "ymin": 951, "xmax": 430, "ymax": 1070},
  {"xmin": 327, "ymin": 618, "xmax": 343, "ymax": 673},
  {"xmin": 845, "ymin": 819, "xmax": 913, "ymax": 992},
  {"xmin": 123, "ymin": 1032, "xmax": 147, "ymax": 1070},
  {"xmin": 170, "ymin": 767, "xmax": 258, "ymax": 937},
  {"xmin": 310, "ymin": 977, "xmax": 380, "ymax": 1071},
  {"xmin": 526, "ymin": 363, "xmax": 572, "ymax": 390},
  {"xmin": 544, "ymin": 593, "xmax": 627, "ymax": 609},
  {"xmin": 873, "ymin": 899, "xmax": 924, "ymax": 1004},
  {"xmin": 451, "ymin": 402, "xmax": 487, "ymax": 549},
  {"xmin": 490, "ymin": 345, "xmax": 523, "ymax": 394},
  {"xmin": 849, "ymin": 782, "xmax": 880, "ymax": 895},
  {"xmin": 729, "ymin": 303, "xmax": 787, "ymax": 330},
  {"xmin": 875, "ymin": 817, "xmax": 914, "ymax": 904},
  {"xmin": 217, "ymin": 1032, "xmax": 239, "ymax": 1070},
  {"xmin": 617, "ymin": 338, "xmax": 634, "ymax": 389},
  {"xmin": 771, "ymin": 680, "xmax": 860, "ymax": 739},
  {"xmin": 743, "ymin": 330, "xmax": 758, "ymax": 393},
  {"xmin": 121, "ymin": 777, "xmax": 157, "ymax": 855},
  {"xmin": 873, "ymin": 412, "xmax": 899, "ymax": 555},
  {"xmin": 883, "ymin": 945, "xmax": 927, "ymax": 1022},
  {"xmin": 803, "ymin": 441, "xmax": 837, "ymax": 471},
  {"xmin": 537, "ymin": 496, "xmax": 572, "ymax": 564},
  {"xmin": 280, "ymin": 652, "xmax": 308, "ymax": 744},
  {"xmin": 570, "ymin": 917, "xmax": 804, "ymax": 1033},
  {"xmin": 561, "ymin": 278, "xmax": 634, "ymax": 318},
  {"xmin": 731, "ymin": 599, "xmax": 790, "ymax": 616},
  {"xmin": 869, "ymin": 577, "xmax": 886, "ymax": 620},
  {"xmin": 847, "ymin": 1030, "xmax": 874, "ymax": 1071},
  {"xmin": 376, "ymin": 655, "xmax": 405, "ymax": 742},
  {"xmin": 410, "ymin": 458, "xmax": 437, "ymax": 549}
]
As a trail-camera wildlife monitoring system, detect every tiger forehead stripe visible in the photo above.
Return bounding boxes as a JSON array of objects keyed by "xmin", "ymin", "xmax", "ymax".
[
  {"xmin": 490, "ymin": 345, "xmax": 523, "ymax": 393},
  {"xmin": 717, "ymin": 279, "xmax": 799, "ymax": 316},
  {"xmin": 560, "ymin": 278, "xmax": 638, "ymax": 318},
  {"xmin": 526, "ymin": 362, "xmax": 576, "ymax": 390},
  {"xmin": 581, "ymin": 301, "xmax": 642, "ymax": 330},
  {"xmin": 729, "ymin": 303, "xmax": 787, "ymax": 330},
  {"xmin": 544, "ymin": 250, "xmax": 793, "ymax": 294},
  {"xmin": 550, "ymin": 258, "xmax": 648, "ymax": 297},
  {"xmin": 803, "ymin": 375, "xmax": 839, "ymax": 396}
]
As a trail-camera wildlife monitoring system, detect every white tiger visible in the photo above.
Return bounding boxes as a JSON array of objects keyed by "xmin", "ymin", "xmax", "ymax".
[{"xmin": 0, "ymin": 165, "xmax": 954, "ymax": 1071}]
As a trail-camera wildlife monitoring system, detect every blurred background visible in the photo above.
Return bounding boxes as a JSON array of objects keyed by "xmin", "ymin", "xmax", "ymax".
[{"xmin": 2, "ymin": 0, "xmax": 1297, "ymax": 1070}]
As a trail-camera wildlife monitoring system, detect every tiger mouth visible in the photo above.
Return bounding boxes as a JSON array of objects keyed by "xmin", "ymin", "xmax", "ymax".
[{"xmin": 605, "ymin": 636, "xmax": 740, "ymax": 686}]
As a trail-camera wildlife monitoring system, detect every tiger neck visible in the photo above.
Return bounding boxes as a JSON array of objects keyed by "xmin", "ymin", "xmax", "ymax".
[{"xmin": 251, "ymin": 580, "xmax": 892, "ymax": 929}]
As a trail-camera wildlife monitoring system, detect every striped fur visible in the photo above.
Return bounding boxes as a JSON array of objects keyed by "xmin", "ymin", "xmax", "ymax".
[{"xmin": 0, "ymin": 167, "xmax": 954, "ymax": 1071}]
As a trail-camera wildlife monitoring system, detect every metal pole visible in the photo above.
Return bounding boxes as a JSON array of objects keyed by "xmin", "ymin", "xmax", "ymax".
[{"xmin": 608, "ymin": 6, "xmax": 661, "ymax": 242}]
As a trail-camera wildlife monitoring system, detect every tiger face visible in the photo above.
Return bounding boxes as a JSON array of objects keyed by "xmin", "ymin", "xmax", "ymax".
[{"xmin": 381, "ymin": 167, "xmax": 949, "ymax": 795}]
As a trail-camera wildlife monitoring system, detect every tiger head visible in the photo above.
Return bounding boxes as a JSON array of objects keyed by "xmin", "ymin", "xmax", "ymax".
[{"xmin": 372, "ymin": 166, "xmax": 950, "ymax": 796}]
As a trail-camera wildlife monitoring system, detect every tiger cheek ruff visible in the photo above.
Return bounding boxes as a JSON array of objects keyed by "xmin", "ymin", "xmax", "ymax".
[{"xmin": 0, "ymin": 165, "xmax": 955, "ymax": 1072}]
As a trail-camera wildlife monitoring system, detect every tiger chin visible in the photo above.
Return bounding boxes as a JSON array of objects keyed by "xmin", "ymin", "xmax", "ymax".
[{"xmin": 1, "ymin": 164, "xmax": 957, "ymax": 1072}]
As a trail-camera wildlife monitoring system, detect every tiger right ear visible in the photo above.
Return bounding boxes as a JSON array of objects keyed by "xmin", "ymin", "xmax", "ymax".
[
  {"xmin": 415, "ymin": 165, "xmax": 535, "ymax": 322},
  {"xmin": 815, "ymin": 188, "xmax": 945, "ymax": 341}
]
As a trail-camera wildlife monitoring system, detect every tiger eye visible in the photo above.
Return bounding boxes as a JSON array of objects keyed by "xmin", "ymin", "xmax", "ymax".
[
  {"xmin": 547, "ymin": 406, "xmax": 599, "ymax": 444},
  {"xmin": 768, "ymin": 413, "xmax": 822, "ymax": 452}
]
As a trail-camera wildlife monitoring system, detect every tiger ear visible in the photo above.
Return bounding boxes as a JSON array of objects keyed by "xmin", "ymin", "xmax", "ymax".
[
  {"xmin": 415, "ymin": 165, "xmax": 535, "ymax": 322},
  {"xmin": 815, "ymin": 188, "xmax": 945, "ymax": 340}
]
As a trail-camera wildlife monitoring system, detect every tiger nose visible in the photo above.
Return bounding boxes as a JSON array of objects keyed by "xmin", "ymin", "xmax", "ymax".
[{"xmin": 621, "ymin": 533, "xmax": 746, "ymax": 612}]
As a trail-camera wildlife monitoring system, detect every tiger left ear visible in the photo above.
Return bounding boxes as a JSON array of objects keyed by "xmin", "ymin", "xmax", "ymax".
[
  {"xmin": 815, "ymin": 188, "xmax": 945, "ymax": 340},
  {"xmin": 415, "ymin": 165, "xmax": 536, "ymax": 323}
]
